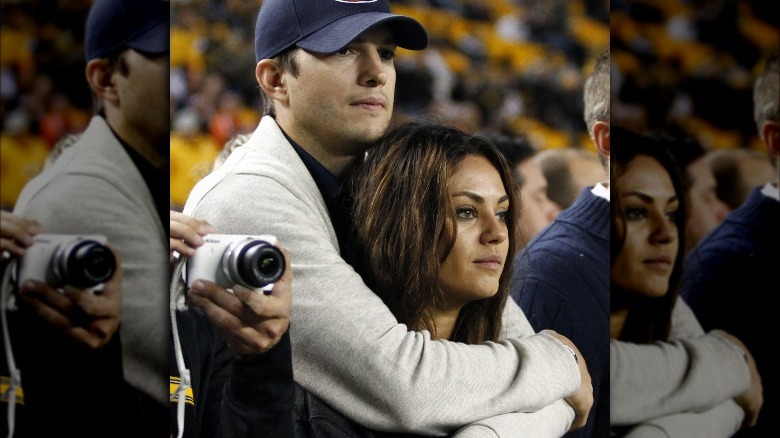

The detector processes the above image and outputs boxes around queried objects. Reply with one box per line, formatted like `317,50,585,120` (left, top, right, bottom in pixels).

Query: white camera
185,234,285,292
16,234,117,289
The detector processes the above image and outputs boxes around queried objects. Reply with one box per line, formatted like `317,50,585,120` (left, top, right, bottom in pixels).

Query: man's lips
351,98,386,110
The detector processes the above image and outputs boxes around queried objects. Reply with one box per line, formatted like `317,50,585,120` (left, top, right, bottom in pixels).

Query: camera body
186,234,285,292
17,234,117,289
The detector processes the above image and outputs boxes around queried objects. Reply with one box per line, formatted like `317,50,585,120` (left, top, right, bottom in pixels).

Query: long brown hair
610,126,688,343
347,121,518,343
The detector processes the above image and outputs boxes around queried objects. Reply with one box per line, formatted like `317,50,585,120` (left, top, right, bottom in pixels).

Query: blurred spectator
663,134,731,253
536,147,606,211
488,131,560,248
705,148,776,209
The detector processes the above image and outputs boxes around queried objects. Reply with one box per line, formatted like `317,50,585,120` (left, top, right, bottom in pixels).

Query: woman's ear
256,59,288,106
85,58,118,104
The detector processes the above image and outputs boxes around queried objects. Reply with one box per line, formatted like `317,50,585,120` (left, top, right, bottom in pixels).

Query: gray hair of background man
583,48,610,138
753,52,779,140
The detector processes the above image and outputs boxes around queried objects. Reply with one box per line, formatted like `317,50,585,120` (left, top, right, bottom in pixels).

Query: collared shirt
761,181,779,201
282,131,354,256
591,181,610,201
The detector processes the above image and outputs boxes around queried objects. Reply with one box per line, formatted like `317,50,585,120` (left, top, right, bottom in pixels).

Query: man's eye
379,49,396,60
337,47,350,55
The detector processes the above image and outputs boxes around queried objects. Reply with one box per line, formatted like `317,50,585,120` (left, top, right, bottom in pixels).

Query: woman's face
612,155,680,298
438,155,510,309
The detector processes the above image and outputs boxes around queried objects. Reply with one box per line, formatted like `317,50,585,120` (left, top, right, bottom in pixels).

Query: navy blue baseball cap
85,0,169,60
255,0,428,62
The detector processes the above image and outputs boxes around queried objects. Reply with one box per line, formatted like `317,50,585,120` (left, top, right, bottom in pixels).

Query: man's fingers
0,238,26,257
188,280,245,316
20,280,73,313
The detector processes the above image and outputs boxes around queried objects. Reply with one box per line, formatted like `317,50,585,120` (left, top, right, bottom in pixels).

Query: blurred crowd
2,0,609,211
168,0,609,208
611,0,777,150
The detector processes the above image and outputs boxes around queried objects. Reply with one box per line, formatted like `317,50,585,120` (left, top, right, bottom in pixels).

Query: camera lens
225,239,285,289
54,239,117,288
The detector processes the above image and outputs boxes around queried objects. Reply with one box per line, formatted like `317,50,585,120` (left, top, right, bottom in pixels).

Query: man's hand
187,247,292,356
170,210,215,264
714,330,763,428
18,245,122,349
543,329,594,431
1,211,45,257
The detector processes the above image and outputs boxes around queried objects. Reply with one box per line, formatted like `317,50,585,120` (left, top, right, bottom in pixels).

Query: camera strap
1,260,21,438
170,257,190,438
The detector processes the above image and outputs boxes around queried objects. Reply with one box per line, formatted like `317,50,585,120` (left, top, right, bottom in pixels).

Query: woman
294,122,587,437
609,130,762,437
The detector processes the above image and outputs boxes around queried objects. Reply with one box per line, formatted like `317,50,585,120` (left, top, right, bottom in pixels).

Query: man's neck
105,115,167,169
276,118,361,178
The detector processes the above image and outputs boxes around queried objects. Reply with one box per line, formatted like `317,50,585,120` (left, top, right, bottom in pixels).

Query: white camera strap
1,260,20,438
170,257,190,438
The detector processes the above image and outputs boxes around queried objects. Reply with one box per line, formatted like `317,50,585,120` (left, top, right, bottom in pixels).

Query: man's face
686,157,730,248
114,48,169,150
282,24,397,159
516,159,559,246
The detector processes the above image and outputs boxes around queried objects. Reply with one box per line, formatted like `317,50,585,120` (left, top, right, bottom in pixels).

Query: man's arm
610,298,751,426
451,399,575,438
186,172,581,435
620,400,744,438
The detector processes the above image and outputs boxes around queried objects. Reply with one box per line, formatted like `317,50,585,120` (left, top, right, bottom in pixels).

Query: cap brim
297,12,428,54
126,19,169,55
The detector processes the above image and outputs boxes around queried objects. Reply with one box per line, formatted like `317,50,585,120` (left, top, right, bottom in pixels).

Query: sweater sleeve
621,400,743,438
451,399,574,438
186,172,580,435
610,298,750,425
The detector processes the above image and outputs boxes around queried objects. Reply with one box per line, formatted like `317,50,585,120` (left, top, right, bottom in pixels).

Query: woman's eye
625,207,646,220
456,207,476,220
496,211,509,223
665,209,678,221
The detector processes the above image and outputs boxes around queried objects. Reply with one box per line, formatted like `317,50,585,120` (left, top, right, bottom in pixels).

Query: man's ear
762,121,779,158
593,121,610,158
256,59,287,106
85,59,118,104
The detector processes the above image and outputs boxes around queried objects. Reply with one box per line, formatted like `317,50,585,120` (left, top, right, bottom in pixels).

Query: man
184,0,592,435
705,148,775,210
489,132,560,248
680,52,778,438
663,136,731,253
512,48,611,438
8,0,169,435
536,147,607,212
